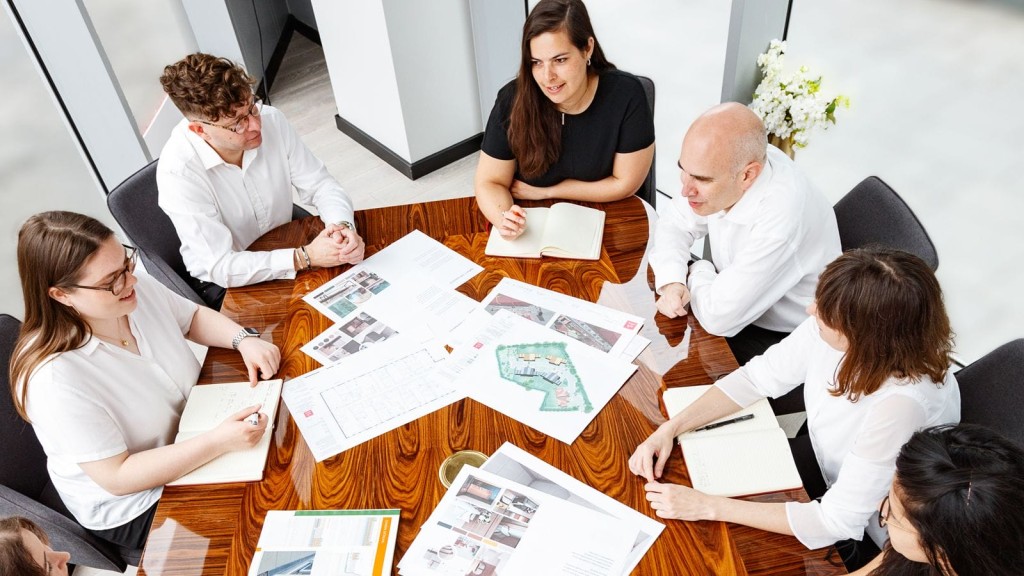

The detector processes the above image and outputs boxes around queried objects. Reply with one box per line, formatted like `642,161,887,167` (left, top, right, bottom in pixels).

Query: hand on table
497,205,527,239
237,336,281,386
510,179,550,201
325,224,365,264
628,422,678,482
212,404,268,452
656,282,691,318
644,480,715,521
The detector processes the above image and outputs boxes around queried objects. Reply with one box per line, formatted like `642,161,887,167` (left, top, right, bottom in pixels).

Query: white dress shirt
649,145,841,336
715,318,960,549
157,105,355,287
23,274,200,530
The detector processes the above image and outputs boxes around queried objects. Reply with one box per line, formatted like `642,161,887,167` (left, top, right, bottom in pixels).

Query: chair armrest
0,484,127,571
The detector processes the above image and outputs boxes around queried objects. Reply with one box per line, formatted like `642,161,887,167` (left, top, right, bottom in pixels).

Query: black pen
693,413,754,432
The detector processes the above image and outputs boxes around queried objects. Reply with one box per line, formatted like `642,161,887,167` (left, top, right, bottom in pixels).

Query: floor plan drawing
494,342,593,413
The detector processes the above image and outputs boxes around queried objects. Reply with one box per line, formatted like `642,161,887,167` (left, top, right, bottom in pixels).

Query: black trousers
88,501,159,551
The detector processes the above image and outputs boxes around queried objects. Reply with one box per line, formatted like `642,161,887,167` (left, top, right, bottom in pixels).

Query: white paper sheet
283,332,464,462
481,278,644,358
480,443,664,575
398,466,636,576
364,229,483,289
452,310,637,445
249,509,400,576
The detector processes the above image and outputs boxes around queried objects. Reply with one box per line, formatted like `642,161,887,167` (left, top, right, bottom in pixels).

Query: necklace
93,317,131,347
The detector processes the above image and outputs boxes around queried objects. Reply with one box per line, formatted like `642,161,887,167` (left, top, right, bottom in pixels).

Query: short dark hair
871,424,1024,576
160,53,255,122
0,516,51,576
815,247,953,401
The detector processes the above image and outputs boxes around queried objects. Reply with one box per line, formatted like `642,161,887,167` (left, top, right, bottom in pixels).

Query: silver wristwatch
336,220,356,233
232,327,260,350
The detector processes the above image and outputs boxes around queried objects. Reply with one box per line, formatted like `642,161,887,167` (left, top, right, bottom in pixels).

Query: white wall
383,0,482,162
313,0,411,160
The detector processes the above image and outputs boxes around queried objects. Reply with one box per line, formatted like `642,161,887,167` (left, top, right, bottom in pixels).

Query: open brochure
485,203,605,260
168,379,282,486
664,385,802,497
398,466,636,576
481,443,663,574
249,509,400,576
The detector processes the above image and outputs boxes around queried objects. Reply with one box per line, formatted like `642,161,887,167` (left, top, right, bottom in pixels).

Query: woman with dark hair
8,211,281,552
851,424,1024,576
475,0,655,239
0,516,71,576
628,247,960,564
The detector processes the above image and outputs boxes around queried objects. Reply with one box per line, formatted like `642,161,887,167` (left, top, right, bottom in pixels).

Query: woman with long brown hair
475,0,655,239
628,247,960,569
0,516,71,576
8,211,280,552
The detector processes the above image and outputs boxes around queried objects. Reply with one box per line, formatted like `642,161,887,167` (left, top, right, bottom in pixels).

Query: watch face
244,327,260,336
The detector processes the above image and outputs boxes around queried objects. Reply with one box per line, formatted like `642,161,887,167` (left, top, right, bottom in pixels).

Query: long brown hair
9,211,114,421
815,247,953,401
509,0,615,178
0,516,52,576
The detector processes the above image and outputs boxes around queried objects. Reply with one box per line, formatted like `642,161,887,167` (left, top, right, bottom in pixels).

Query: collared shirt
649,145,841,336
23,274,200,530
715,318,960,549
157,105,354,288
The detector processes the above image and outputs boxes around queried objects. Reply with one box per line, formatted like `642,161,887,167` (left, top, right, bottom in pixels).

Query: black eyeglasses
195,98,262,134
878,494,910,530
67,245,138,295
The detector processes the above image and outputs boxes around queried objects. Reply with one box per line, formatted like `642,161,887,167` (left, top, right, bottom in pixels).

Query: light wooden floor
269,33,478,214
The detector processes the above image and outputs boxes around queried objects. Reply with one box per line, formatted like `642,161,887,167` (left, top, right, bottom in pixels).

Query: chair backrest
956,339,1024,447
0,314,51,500
106,160,206,305
634,75,657,209
833,176,939,270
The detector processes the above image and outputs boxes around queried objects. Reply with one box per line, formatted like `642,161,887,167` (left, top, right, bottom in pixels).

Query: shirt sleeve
615,75,655,153
28,362,128,463
649,196,707,291
157,164,297,288
480,83,516,161
786,393,927,549
687,222,808,337
135,273,198,335
716,318,816,405
277,113,354,225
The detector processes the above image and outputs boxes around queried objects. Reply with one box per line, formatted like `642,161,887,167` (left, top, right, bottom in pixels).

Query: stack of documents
398,443,662,576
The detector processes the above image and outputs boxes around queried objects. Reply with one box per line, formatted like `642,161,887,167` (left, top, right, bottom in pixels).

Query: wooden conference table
138,196,845,576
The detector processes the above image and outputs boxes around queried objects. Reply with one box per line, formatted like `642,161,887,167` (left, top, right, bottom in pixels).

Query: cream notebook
485,203,605,260
168,379,282,486
664,385,802,497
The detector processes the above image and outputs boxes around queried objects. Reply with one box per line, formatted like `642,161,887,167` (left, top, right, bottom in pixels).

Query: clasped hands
628,422,715,521
656,282,691,318
304,224,366,267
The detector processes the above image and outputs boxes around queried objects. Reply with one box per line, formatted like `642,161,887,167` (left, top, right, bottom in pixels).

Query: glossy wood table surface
138,196,845,576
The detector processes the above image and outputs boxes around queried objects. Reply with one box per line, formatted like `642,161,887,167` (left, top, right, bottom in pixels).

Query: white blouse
24,274,200,530
715,317,960,549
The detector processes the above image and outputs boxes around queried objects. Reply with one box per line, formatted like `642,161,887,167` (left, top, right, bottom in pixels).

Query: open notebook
664,385,802,497
168,379,282,486
485,203,605,260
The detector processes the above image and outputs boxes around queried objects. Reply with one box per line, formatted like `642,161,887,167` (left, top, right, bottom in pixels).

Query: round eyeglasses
67,245,138,295
195,98,262,134
877,494,911,531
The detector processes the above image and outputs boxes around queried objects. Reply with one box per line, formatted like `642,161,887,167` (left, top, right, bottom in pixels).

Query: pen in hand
692,413,754,432
245,412,260,426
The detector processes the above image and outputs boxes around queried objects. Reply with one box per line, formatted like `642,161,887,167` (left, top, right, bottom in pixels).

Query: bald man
650,103,840,366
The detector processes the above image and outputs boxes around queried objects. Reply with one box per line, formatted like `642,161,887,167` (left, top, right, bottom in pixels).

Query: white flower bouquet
749,39,849,150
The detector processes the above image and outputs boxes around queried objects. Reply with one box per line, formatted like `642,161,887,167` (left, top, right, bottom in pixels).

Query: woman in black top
475,0,655,239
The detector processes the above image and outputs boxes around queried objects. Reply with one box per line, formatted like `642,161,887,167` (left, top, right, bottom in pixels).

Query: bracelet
299,245,312,269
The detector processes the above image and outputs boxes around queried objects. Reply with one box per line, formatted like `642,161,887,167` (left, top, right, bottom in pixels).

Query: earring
587,58,591,66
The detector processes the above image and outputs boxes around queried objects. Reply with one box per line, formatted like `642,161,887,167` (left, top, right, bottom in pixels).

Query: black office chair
106,160,316,310
956,339,1024,447
833,176,939,270
0,314,140,570
635,75,657,209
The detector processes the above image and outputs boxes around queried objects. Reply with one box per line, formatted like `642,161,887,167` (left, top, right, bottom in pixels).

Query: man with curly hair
157,53,364,302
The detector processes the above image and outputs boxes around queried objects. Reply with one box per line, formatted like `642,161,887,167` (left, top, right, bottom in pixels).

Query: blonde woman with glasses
8,211,281,551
